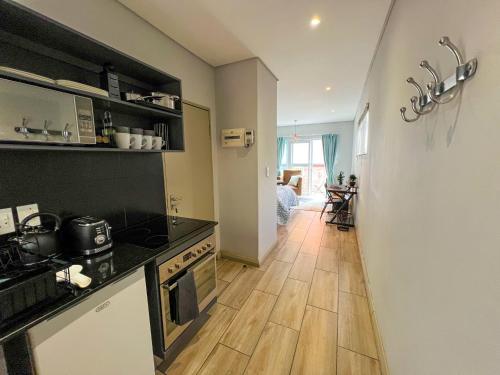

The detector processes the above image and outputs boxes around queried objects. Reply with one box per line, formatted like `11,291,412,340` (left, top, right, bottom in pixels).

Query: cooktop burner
114,215,210,250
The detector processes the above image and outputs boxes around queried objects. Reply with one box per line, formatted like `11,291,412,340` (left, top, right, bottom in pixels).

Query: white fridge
28,267,155,375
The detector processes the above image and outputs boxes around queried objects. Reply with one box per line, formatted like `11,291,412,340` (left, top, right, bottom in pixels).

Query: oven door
192,251,217,311
159,252,217,350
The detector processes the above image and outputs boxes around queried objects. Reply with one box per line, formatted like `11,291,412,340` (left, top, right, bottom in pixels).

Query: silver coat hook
439,36,464,66
400,106,420,123
407,77,435,115
420,60,459,104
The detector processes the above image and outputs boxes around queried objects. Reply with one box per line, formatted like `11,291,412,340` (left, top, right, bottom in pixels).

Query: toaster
63,216,113,256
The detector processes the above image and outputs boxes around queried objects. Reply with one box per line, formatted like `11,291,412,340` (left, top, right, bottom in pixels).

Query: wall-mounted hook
407,77,435,115
399,36,477,124
421,59,459,104
400,106,420,123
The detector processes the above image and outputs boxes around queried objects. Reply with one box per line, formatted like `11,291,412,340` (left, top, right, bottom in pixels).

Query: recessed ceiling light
310,16,321,28
325,86,332,91
331,109,335,112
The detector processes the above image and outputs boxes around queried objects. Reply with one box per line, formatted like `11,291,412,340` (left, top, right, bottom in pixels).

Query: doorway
163,102,215,220
280,137,326,197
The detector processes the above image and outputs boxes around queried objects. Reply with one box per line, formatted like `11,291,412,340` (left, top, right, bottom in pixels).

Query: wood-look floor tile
339,312,378,359
218,267,264,309
167,304,237,375
217,260,245,282
321,231,339,249
244,322,298,375
339,292,370,317
299,239,320,255
220,290,277,355
308,269,338,312
316,246,339,273
274,241,301,263
290,305,337,375
339,261,366,296
340,230,358,245
217,279,230,295
198,344,249,375
269,278,309,330
255,260,292,295
288,228,308,242
337,347,381,375
288,253,317,283
341,241,361,263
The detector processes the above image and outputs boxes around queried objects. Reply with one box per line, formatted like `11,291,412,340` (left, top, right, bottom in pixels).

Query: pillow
288,175,301,187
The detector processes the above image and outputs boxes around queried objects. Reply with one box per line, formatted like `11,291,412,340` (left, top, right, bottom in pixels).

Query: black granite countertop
0,216,217,344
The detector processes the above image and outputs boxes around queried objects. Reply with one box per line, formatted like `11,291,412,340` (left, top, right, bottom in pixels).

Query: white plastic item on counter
56,265,92,289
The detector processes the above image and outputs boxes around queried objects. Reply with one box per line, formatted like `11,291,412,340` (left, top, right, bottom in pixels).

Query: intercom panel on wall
221,128,255,148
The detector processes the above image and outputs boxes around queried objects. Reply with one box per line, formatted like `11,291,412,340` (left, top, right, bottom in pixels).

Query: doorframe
162,100,215,217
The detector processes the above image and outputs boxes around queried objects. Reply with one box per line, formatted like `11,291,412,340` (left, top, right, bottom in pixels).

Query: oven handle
162,251,216,292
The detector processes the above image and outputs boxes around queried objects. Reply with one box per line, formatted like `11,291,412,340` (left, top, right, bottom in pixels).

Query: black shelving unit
0,0,185,151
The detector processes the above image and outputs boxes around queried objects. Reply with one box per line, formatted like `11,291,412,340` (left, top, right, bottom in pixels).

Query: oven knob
167,267,174,273
175,263,181,269
197,249,202,254
202,245,207,251
191,252,197,257
207,243,213,248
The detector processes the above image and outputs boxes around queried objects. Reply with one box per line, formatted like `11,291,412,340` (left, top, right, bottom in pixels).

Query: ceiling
118,0,392,126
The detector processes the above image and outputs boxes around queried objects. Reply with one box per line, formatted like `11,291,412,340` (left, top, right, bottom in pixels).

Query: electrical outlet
16,203,40,226
0,208,15,235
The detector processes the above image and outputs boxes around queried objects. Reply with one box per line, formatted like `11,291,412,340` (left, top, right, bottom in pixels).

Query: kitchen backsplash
0,150,166,238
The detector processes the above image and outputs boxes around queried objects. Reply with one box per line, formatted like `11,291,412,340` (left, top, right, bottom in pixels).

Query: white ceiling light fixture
331,109,336,112
325,86,332,91
310,16,321,28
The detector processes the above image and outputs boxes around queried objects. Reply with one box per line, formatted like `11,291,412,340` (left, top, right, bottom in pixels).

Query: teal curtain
277,137,287,174
322,134,338,185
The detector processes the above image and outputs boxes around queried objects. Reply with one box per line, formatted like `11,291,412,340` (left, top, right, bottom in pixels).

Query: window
312,139,324,165
292,142,309,165
281,138,326,196
280,143,288,168
357,109,369,156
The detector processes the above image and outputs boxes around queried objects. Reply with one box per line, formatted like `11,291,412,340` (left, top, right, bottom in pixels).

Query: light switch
265,166,270,177
17,203,40,226
0,208,15,235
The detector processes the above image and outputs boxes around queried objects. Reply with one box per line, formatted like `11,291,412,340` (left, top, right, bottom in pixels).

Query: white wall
215,59,259,262
14,0,221,242
216,58,277,263
278,121,354,177
257,61,278,261
352,1,500,374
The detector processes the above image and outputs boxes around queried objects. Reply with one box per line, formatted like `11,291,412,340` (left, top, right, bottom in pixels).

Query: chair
320,182,342,218
282,169,303,196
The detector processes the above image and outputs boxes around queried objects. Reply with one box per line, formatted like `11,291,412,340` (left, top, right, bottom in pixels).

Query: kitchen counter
0,216,217,344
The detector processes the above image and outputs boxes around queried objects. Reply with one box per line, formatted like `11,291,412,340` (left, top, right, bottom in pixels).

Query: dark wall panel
0,150,166,239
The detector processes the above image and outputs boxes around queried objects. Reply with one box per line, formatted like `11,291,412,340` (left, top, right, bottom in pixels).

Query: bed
277,185,299,225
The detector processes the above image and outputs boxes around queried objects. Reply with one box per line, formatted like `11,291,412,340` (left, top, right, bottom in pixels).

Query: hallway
165,210,382,374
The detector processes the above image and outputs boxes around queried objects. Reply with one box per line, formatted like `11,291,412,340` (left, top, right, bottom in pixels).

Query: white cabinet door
29,268,155,375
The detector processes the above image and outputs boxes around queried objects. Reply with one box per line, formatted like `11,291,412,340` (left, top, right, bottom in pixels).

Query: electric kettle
11,212,62,265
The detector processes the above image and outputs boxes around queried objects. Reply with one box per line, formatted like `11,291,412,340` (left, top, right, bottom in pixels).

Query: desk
325,185,357,229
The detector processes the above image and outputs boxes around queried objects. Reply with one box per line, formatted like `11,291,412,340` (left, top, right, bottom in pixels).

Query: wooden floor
161,210,382,375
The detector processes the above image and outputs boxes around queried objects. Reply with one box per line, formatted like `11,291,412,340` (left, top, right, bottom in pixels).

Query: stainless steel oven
157,234,217,350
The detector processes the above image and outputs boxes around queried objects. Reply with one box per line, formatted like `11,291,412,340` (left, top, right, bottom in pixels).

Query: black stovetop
113,215,212,250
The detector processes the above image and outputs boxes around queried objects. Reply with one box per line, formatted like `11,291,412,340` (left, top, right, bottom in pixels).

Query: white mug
142,135,153,150
114,132,131,149
153,136,166,150
130,134,147,150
